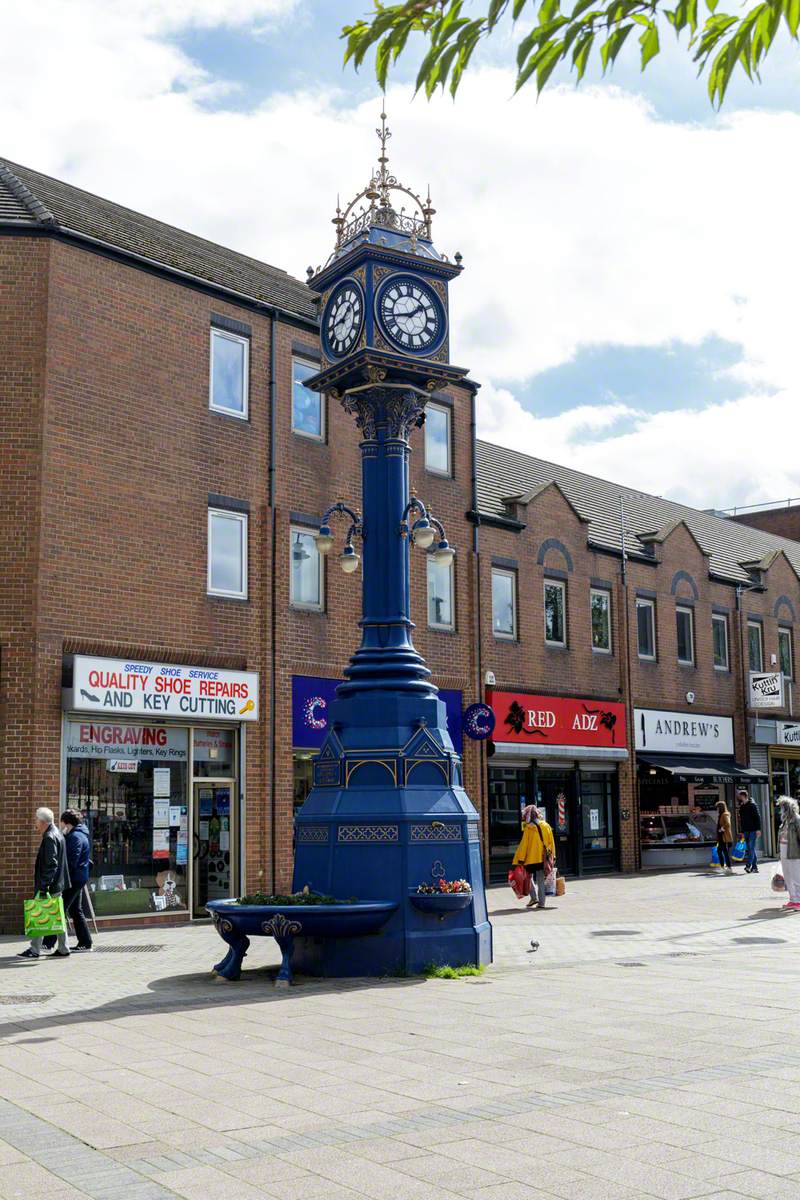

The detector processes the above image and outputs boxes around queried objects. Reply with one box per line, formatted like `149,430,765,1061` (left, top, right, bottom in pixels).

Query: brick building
3,153,800,931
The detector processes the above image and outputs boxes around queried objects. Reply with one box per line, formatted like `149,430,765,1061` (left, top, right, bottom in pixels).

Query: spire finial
376,106,392,204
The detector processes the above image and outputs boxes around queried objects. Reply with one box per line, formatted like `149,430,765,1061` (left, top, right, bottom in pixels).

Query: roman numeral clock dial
322,279,364,359
375,274,446,355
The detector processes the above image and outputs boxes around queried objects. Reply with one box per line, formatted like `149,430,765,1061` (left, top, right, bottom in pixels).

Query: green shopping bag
23,892,66,938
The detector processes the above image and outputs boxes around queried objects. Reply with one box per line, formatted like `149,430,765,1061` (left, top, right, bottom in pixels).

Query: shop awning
638,754,768,782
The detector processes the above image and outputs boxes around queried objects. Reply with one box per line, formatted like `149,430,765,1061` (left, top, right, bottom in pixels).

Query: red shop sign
491,691,627,748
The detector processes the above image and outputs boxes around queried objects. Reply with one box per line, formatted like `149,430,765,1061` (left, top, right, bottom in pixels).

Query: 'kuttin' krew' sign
634,708,734,755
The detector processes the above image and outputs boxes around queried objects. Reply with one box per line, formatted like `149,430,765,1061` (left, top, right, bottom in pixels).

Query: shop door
193,783,235,916
579,772,619,873
488,765,532,882
537,772,577,876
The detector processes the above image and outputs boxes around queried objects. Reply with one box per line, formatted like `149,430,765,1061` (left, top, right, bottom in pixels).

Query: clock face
376,274,446,355
323,279,364,359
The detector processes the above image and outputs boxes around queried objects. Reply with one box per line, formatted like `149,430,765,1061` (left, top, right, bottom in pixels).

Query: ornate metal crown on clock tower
306,110,469,402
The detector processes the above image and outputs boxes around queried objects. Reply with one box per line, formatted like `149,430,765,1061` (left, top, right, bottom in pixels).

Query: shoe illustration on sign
80,688,100,702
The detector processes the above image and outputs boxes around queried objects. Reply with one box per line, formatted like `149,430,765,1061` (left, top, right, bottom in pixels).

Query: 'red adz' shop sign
491,691,627,748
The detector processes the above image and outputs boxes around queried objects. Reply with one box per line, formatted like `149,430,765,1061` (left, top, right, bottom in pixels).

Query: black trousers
717,838,732,869
43,885,92,949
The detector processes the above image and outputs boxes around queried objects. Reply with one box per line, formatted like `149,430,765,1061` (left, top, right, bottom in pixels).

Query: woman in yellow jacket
512,805,556,909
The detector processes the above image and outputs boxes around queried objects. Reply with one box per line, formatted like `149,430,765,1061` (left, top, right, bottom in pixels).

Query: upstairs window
779,626,794,680
290,527,323,610
427,556,454,630
676,606,695,665
209,328,248,418
425,403,451,476
544,580,566,646
712,613,729,670
590,588,611,653
292,357,323,440
636,598,656,660
748,620,764,672
207,509,247,599
492,569,516,640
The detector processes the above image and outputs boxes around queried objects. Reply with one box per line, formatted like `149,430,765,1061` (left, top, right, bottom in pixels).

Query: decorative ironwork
262,914,303,939
431,859,446,879
411,823,462,842
341,387,427,442
297,825,329,844
467,821,480,842
211,913,234,935
332,110,435,253
338,824,399,843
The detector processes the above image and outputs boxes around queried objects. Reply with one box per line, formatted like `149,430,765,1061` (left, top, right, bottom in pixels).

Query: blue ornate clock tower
291,113,492,976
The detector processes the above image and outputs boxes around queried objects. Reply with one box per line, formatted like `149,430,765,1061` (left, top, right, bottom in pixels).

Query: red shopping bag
508,865,528,900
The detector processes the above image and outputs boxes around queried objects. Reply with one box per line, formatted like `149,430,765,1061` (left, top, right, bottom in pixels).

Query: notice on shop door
153,768,171,797
152,829,170,859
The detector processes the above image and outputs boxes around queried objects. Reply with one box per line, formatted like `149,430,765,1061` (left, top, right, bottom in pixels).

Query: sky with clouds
2,0,799,511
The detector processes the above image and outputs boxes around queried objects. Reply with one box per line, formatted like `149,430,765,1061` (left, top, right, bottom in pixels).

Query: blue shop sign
292,675,463,753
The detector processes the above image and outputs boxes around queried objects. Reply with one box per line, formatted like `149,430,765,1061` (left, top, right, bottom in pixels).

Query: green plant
236,891,342,906
343,0,800,108
424,962,487,978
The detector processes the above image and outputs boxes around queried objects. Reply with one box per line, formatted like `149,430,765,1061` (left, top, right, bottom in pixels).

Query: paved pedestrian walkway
1,866,799,1199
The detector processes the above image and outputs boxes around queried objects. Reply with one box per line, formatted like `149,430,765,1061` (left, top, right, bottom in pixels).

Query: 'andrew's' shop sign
69,655,259,721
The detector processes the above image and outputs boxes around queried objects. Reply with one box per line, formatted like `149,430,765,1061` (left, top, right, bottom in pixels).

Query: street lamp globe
433,539,454,566
340,545,360,573
413,520,436,549
315,525,334,555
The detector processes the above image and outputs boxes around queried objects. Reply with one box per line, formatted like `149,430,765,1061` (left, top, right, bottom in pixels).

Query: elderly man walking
17,808,70,959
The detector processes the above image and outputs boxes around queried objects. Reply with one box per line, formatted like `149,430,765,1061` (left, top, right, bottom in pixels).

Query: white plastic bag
544,868,557,896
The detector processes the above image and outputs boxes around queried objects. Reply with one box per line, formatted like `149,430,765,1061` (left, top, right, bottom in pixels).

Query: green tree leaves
341,0,799,106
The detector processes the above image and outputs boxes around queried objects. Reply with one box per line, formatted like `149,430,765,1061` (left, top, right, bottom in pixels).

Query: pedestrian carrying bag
23,892,66,938
508,865,528,900
731,838,746,863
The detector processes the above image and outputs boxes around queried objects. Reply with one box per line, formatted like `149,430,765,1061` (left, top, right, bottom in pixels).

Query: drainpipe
268,310,278,890
619,497,640,871
469,391,487,876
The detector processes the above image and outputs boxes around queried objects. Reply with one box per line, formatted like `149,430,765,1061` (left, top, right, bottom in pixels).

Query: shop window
209,328,248,418
427,554,454,630
208,509,247,599
290,527,323,610
712,613,729,670
748,620,764,672
291,357,324,440
492,568,516,640
590,588,611,653
64,721,189,917
424,402,451,476
636,597,656,660
293,753,314,812
544,579,566,646
676,605,695,665
779,626,794,680
193,728,235,778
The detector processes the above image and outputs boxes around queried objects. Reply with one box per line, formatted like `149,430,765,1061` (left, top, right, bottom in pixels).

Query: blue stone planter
409,891,473,919
207,898,397,987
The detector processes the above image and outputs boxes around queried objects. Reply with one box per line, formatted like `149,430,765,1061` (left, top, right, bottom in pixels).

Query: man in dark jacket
60,810,93,950
18,807,70,958
738,789,762,873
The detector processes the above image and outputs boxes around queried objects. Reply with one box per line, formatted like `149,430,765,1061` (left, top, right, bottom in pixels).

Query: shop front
749,716,800,857
291,675,464,816
636,707,766,868
487,690,628,882
63,655,258,921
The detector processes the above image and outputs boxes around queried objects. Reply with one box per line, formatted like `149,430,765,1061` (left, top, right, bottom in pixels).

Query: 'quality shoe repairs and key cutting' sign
491,691,627,747
69,655,259,721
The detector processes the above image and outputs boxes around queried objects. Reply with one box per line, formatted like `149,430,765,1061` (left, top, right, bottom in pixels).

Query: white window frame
748,620,764,673
676,605,695,665
543,578,567,647
636,597,656,661
712,613,729,671
779,625,794,681
590,588,611,654
427,555,455,631
291,356,325,442
492,568,517,641
424,402,452,477
207,508,248,599
209,328,249,419
289,525,324,611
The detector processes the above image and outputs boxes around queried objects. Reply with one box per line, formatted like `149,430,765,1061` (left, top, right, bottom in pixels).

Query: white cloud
1,3,799,508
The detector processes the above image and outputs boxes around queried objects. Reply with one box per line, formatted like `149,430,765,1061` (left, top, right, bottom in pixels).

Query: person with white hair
512,804,556,910
17,807,70,958
777,796,800,910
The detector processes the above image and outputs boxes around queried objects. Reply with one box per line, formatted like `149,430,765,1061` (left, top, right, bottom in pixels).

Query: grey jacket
779,814,800,860
34,824,70,894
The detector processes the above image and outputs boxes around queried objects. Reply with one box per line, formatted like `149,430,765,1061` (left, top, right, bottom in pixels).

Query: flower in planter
416,878,472,895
